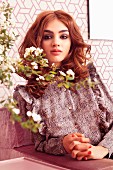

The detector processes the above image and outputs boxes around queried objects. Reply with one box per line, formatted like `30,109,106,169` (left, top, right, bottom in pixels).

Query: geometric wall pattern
1,0,113,103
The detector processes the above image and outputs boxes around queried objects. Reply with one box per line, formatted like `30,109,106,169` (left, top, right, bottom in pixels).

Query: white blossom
31,62,38,69
12,108,20,115
1,64,8,71
1,0,8,6
0,33,4,37
9,65,15,73
66,69,75,78
0,13,6,22
39,75,45,80
34,50,39,56
31,61,37,66
24,47,44,57
33,65,38,69
36,77,39,81
37,47,43,53
24,53,27,58
43,58,48,63
59,71,66,77
32,113,42,122
36,75,45,81
0,56,3,61
35,48,43,56
24,46,36,57
24,48,31,57
0,44,4,54
26,111,32,117
51,74,55,78
29,46,36,52
52,63,55,66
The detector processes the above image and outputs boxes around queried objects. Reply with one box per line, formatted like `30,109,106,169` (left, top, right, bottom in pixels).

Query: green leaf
63,82,70,88
66,75,74,81
45,74,53,81
49,71,57,74
10,112,22,123
57,82,63,87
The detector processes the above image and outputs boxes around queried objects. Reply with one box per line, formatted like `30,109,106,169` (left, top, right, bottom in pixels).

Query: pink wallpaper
1,0,113,101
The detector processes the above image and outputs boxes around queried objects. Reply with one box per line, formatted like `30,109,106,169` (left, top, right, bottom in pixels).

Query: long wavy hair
18,10,91,98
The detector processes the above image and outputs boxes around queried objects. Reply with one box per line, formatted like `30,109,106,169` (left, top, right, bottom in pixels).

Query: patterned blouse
13,62,113,157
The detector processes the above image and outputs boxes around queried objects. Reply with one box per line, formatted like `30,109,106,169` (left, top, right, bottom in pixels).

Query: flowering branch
0,1,19,115
0,1,18,88
0,1,96,133
16,46,76,93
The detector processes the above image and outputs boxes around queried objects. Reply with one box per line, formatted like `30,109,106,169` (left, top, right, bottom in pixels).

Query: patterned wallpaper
1,0,113,102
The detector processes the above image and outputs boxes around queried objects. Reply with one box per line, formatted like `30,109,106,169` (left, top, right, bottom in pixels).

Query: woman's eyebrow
44,30,69,33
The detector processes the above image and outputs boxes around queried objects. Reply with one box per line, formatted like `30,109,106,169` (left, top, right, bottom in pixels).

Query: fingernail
84,157,87,160
88,151,91,155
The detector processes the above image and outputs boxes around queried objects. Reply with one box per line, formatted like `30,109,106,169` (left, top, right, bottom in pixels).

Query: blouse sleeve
13,85,34,115
34,132,67,155
13,85,67,155
88,62,113,157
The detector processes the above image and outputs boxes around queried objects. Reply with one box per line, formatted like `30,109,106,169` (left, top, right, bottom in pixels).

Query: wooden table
1,145,113,170
0,157,69,170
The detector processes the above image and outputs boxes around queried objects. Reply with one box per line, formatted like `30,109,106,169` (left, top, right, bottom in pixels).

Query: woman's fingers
71,143,92,160
72,134,90,143
69,141,81,150
69,140,91,151
71,150,80,158
63,133,84,153
72,149,92,160
78,136,90,143
72,133,85,137
63,132,90,154
76,150,92,160
74,143,92,151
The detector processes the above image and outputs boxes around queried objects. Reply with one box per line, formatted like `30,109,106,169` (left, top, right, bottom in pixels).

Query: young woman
14,10,113,160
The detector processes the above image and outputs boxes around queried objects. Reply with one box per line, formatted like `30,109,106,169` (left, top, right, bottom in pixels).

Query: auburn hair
18,10,91,98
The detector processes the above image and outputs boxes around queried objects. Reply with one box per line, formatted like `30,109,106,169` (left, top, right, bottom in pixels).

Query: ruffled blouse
13,62,113,157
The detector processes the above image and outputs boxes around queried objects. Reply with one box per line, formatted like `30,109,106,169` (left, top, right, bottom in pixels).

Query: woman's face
41,19,71,67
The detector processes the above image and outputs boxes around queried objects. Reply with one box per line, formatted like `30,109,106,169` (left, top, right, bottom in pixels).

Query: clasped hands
63,133,108,160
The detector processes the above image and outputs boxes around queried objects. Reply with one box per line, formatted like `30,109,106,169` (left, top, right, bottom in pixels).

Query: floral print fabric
14,62,113,157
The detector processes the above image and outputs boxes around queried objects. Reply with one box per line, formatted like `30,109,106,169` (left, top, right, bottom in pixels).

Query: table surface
0,157,69,170
1,145,113,170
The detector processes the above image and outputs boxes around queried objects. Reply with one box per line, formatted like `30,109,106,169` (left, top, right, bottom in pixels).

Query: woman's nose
52,43,60,47
52,38,60,47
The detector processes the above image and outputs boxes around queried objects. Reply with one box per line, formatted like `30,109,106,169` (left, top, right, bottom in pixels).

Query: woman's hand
62,133,90,154
72,145,109,160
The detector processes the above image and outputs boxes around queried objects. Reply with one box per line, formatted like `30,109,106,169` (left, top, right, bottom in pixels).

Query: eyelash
43,34,69,40
61,35,68,39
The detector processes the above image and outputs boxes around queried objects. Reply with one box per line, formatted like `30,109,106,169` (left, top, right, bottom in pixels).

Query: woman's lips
50,49,62,55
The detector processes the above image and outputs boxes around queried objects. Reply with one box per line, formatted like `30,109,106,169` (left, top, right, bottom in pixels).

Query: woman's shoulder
13,85,34,104
87,62,98,79
87,62,96,72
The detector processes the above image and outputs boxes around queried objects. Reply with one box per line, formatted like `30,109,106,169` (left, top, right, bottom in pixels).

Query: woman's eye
43,35,52,40
60,35,68,39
